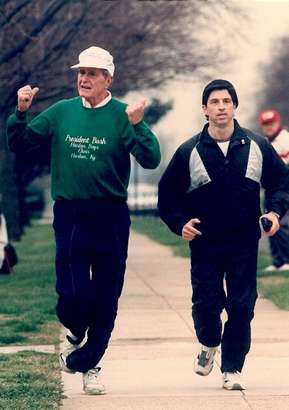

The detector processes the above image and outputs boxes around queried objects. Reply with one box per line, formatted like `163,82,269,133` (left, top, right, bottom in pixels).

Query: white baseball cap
71,46,115,76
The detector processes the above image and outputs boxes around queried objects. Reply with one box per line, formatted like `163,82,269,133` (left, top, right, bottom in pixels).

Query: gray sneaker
83,367,106,395
222,371,245,390
194,345,217,376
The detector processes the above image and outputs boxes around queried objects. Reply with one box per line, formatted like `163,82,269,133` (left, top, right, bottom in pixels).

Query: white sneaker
59,332,83,374
83,367,106,395
264,264,278,272
278,263,289,271
194,345,217,376
222,371,245,390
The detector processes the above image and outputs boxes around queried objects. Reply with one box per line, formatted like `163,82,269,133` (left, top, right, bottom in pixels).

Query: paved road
61,230,289,410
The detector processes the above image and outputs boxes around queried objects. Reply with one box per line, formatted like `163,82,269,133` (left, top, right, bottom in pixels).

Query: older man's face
77,67,112,105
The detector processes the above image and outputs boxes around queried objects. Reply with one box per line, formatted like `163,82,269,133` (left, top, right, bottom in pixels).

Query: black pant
53,199,130,372
190,237,258,373
269,210,289,267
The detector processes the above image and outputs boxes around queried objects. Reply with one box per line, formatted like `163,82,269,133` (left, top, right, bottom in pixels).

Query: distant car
127,183,158,214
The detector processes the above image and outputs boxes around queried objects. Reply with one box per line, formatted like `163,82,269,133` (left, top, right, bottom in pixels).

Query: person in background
0,212,9,273
6,46,161,395
259,109,289,271
158,79,289,391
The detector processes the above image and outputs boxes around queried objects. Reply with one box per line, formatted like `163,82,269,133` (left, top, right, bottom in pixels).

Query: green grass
257,249,289,309
0,223,62,409
131,215,190,258
0,223,58,345
0,351,62,410
131,216,289,310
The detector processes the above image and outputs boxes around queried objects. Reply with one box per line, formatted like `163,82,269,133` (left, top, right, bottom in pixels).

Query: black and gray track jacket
158,120,289,240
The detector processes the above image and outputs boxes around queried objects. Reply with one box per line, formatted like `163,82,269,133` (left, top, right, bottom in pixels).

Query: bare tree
256,36,289,128
0,0,241,238
1,0,89,238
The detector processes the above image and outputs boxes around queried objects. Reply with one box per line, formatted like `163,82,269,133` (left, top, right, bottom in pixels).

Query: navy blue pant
53,199,130,372
190,237,258,373
269,210,289,267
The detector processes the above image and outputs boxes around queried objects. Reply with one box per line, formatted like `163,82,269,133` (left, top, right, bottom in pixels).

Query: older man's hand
126,99,146,124
17,85,39,112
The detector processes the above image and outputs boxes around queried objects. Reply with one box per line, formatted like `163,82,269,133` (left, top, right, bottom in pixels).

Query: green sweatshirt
7,97,161,201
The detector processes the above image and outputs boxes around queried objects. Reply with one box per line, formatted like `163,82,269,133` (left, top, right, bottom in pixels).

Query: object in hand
260,217,272,232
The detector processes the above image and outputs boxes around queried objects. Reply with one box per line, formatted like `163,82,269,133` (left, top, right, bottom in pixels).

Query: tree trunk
0,114,22,240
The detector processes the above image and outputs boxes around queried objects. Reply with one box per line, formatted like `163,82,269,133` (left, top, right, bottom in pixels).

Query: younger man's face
202,89,235,127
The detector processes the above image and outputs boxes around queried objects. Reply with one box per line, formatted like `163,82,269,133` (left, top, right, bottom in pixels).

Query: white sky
130,0,289,161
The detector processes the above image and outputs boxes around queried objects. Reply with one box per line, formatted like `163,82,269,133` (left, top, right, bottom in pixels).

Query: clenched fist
126,99,146,125
17,85,39,112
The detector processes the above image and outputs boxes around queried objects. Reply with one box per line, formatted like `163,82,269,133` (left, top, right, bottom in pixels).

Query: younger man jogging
158,79,289,390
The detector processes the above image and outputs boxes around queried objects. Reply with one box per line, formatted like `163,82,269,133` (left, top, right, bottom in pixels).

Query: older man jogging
7,46,161,395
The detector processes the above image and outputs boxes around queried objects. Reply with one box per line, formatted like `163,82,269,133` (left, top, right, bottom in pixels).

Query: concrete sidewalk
61,231,289,410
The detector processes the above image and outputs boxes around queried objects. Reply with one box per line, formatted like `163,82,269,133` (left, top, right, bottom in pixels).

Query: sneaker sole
83,388,106,395
223,383,245,391
59,354,76,374
194,368,212,376
194,360,214,376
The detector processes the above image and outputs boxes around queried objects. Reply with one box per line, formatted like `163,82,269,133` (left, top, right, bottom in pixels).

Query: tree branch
0,0,73,64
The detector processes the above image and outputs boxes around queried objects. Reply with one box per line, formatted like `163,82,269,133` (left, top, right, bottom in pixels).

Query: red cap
259,109,281,125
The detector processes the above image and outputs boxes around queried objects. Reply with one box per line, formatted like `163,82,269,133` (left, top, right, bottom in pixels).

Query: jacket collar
200,119,249,146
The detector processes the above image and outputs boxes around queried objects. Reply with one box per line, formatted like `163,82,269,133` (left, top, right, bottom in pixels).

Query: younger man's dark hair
202,79,239,107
